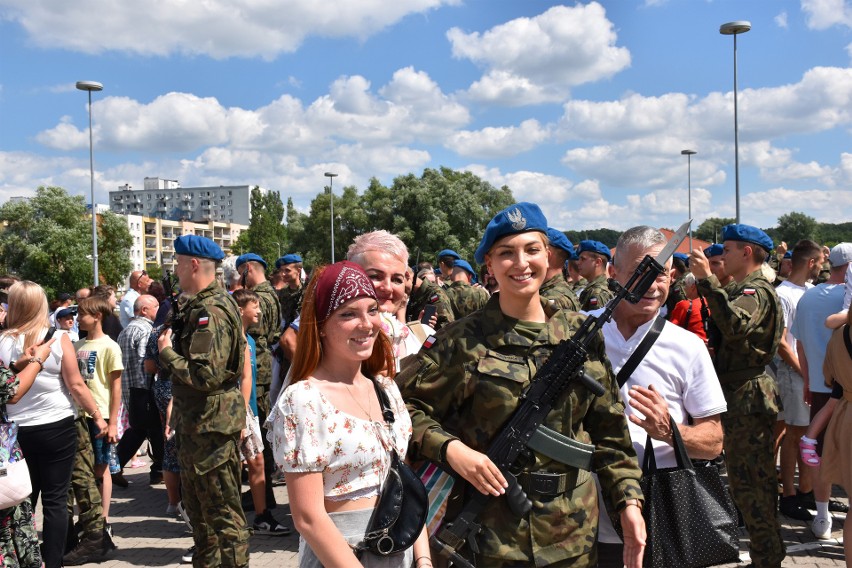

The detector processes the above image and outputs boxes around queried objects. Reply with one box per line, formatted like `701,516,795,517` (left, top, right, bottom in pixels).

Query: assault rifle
431,220,691,567
162,269,183,345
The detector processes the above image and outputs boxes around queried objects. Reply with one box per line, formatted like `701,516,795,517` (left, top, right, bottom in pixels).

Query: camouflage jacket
159,281,246,436
539,274,580,312
277,284,303,329
664,275,687,317
446,280,489,319
578,274,613,311
407,279,454,329
698,269,783,416
248,280,281,387
396,294,642,565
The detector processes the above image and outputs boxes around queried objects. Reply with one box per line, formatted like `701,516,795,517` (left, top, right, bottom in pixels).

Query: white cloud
741,187,852,224
448,2,630,105
801,0,852,29
0,0,459,59
775,11,789,29
446,119,550,158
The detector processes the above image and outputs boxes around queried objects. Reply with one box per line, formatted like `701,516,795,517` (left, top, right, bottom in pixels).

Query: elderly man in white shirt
590,226,727,567
118,270,151,328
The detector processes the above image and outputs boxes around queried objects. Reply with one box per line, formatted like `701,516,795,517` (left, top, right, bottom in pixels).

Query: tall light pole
720,21,750,225
76,80,104,286
274,242,281,259
681,149,697,250
324,172,338,263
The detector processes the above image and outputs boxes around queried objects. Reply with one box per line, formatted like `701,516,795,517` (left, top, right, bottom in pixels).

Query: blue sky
1,0,850,232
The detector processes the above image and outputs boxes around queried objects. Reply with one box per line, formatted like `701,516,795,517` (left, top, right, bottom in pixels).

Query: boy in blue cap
576,239,614,311
690,224,785,568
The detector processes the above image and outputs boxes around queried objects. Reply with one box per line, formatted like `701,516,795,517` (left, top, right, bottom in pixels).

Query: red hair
290,266,395,384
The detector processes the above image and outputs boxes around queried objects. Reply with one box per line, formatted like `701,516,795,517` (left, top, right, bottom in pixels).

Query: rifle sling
527,426,594,471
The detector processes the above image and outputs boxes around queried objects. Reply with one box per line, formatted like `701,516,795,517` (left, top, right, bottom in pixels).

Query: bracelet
415,557,432,567
28,357,43,371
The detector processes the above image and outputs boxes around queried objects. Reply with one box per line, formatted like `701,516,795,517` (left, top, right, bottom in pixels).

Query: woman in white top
269,261,431,568
0,281,107,568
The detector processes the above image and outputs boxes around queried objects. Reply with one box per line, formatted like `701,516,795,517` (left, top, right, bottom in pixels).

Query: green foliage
0,186,93,298
98,211,133,288
237,187,288,266
816,222,852,247
694,217,736,243
563,228,622,249
773,211,820,246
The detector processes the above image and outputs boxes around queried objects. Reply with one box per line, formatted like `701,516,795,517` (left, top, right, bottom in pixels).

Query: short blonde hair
347,230,409,267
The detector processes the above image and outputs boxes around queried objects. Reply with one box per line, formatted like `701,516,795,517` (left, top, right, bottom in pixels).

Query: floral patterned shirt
269,375,411,501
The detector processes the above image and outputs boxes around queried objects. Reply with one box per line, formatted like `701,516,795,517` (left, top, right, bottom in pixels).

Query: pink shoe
800,437,820,467
128,458,147,469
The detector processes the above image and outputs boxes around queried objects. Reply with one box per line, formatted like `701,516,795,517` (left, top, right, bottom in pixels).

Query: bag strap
616,316,666,388
370,377,395,425
843,324,852,361
642,417,693,474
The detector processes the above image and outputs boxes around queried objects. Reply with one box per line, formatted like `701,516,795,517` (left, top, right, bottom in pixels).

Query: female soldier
397,202,646,567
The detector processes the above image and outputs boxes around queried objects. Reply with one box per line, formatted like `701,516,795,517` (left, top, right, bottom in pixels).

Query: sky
1,0,851,233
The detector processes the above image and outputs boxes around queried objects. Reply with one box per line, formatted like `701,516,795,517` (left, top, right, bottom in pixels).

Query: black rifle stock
162,270,183,344
431,253,668,567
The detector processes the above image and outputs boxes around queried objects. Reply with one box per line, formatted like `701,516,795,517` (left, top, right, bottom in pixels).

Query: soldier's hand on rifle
445,440,508,497
688,248,711,280
158,328,173,351
627,384,673,446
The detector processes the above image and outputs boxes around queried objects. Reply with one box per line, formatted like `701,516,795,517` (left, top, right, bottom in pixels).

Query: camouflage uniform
407,278,455,329
578,274,613,312
569,278,587,296
159,281,249,568
67,416,104,541
446,280,489,319
539,274,580,312
698,269,785,568
276,284,303,330
397,295,643,567
664,275,686,317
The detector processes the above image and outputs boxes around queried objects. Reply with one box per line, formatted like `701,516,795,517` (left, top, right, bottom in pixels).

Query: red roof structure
659,227,712,254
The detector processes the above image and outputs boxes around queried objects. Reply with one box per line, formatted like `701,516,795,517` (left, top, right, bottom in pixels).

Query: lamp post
681,149,697,251
274,241,281,259
324,172,338,263
720,21,750,225
76,80,104,286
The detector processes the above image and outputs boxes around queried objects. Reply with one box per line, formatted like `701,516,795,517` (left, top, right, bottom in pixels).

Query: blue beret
722,224,774,253
673,252,689,264
275,254,302,268
437,249,461,261
174,235,224,261
546,228,577,259
783,251,792,259
578,240,612,262
236,253,267,270
474,202,548,264
704,243,724,258
453,259,476,278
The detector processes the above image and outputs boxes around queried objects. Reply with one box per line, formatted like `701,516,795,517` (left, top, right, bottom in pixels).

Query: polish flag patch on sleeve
423,335,437,349
198,315,209,326
589,298,599,306
743,288,756,295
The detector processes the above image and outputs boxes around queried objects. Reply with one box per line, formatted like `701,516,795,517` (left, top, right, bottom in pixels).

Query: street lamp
720,20,751,225
76,80,104,286
324,172,338,263
274,241,281,259
681,149,697,250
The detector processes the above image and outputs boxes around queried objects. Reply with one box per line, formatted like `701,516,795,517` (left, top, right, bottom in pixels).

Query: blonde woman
0,281,107,568
269,261,430,568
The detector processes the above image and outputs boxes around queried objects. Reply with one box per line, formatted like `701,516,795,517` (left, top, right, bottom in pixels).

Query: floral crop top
268,375,412,501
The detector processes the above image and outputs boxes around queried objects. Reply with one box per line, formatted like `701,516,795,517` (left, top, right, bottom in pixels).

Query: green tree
236,187,288,265
694,217,735,243
0,186,92,298
98,211,133,288
564,228,622,249
775,212,819,246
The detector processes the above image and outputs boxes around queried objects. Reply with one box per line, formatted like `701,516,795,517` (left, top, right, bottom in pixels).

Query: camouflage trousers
177,431,249,568
472,552,594,568
722,412,785,568
66,416,104,539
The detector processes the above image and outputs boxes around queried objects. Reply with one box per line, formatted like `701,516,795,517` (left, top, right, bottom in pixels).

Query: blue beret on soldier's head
722,224,774,253
437,249,461,262
704,243,724,258
275,254,302,269
783,251,792,259
578,240,612,262
236,253,267,270
673,252,689,268
174,235,224,261
474,202,548,265
546,228,576,259
453,259,476,278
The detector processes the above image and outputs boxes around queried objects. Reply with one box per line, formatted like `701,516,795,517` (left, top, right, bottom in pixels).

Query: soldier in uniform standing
398,202,645,568
663,252,689,318
540,228,580,311
436,249,461,287
158,235,249,568
445,259,489,319
577,240,614,311
275,254,303,330
407,267,454,329
235,253,283,517
690,224,785,568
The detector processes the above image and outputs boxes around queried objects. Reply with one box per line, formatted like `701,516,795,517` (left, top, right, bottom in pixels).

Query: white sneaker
812,516,832,540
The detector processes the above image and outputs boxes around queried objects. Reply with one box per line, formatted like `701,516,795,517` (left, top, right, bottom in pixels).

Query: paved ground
40,458,848,567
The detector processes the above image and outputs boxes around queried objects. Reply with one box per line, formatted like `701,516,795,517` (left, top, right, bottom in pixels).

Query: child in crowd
825,261,852,329
74,296,124,522
232,289,289,536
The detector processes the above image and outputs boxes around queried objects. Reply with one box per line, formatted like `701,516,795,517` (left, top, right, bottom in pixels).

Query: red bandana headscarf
315,261,378,322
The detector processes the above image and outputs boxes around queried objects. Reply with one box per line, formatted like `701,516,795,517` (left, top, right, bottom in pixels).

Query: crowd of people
0,203,850,568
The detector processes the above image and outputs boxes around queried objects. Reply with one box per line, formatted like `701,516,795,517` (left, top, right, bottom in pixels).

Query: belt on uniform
527,425,594,471
518,471,571,496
